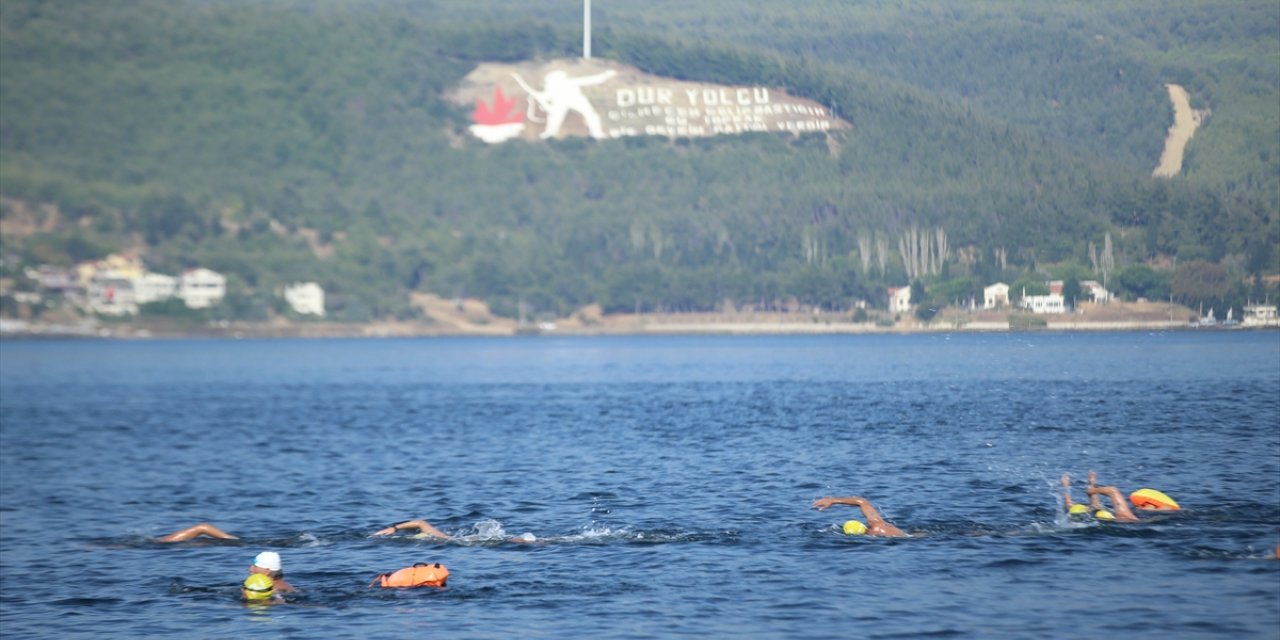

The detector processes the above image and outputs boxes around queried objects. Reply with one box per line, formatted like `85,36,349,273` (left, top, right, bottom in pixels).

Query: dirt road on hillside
1153,83,1209,178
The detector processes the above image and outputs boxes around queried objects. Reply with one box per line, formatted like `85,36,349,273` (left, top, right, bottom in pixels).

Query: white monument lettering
459,61,849,142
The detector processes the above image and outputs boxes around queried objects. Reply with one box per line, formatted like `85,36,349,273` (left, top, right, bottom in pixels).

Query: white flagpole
583,0,592,59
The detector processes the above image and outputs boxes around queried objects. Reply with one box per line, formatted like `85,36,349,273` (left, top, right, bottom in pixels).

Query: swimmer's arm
850,501,904,537
155,522,238,542
373,519,449,539
813,497,906,537
272,577,296,593
1085,486,1139,522
1086,471,1105,510
811,496,866,511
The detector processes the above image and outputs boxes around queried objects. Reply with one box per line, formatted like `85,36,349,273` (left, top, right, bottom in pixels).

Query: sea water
1,332,1277,639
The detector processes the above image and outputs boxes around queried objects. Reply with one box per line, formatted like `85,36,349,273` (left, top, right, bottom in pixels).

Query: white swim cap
253,551,282,572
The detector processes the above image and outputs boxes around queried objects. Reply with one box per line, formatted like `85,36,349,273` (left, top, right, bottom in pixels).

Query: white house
1081,280,1111,303
178,268,226,309
25,266,78,291
983,283,1009,310
133,272,177,305
1022,293,1066,314
1242,304,1278,327
88,276,138,316
284,282,325,316
888,286,912,313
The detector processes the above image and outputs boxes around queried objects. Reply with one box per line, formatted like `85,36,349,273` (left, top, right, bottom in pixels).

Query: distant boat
1194,306,1217,327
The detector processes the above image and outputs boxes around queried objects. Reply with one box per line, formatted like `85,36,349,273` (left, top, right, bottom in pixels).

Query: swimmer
1088,470,1180,512
374,518,540,543
372,519,450,540
248,551,295,593
1084,470,1183,522
241,573,283,604
1084,471,1141,522
156,522,239,542
811,496,907,538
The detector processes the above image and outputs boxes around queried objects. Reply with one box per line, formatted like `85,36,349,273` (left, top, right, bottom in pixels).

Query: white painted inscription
454,59,849,143
605,86,831,138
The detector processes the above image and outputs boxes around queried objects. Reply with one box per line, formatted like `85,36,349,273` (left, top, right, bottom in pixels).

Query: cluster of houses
886,280,1111,315
23,253,325,318
884,278,1278,327
981,280,1111,314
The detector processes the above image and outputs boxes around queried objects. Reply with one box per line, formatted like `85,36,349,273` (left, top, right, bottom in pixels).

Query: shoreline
3,299,1272,340
2,317,1273,340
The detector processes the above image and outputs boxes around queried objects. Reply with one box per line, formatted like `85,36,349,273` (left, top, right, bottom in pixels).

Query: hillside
1,0,1276,325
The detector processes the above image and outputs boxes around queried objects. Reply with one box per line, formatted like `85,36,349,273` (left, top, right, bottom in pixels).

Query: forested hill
1,0,1277,323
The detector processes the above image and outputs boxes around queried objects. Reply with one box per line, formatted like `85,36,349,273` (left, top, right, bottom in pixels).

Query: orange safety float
373,562,450,588
1129,488,1179,510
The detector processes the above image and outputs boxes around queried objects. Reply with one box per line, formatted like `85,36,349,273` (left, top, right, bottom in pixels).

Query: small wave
51,597,125,607
288,532,322,547
981,557,1045,568
442,520,734,546
569,491,618,501
1181,545,1280,561
447,518,544,545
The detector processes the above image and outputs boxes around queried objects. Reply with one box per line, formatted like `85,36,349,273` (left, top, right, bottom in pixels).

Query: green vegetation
1,0,1276,324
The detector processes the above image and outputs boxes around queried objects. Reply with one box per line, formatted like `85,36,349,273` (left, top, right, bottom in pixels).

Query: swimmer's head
842,520,868,536
253,551,282,573
1068,504,1090,515
1094,509,1116,521
242,574,275,601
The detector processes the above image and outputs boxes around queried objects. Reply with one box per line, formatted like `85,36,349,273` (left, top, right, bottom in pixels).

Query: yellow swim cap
1068,504,1089,515
842,520,868,535
242,574,275,601
1094,509,1116,521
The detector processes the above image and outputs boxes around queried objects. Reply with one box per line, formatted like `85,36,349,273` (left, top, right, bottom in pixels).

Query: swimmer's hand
372,524,400,536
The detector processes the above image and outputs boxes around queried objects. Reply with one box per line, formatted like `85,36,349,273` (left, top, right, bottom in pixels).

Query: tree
1062,278,1082,309
1114,264,1170,301
1172,260,1228,307
1100,232,1115,288
1010,273,1049,303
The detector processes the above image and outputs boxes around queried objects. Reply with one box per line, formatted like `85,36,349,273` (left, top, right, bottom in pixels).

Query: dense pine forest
1,0,1277,324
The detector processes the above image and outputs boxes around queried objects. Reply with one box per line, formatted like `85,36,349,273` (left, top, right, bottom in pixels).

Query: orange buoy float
373,562,450,588
1129,488,1179,510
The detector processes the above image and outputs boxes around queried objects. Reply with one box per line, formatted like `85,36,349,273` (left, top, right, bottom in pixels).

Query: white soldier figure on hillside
513,68,617,139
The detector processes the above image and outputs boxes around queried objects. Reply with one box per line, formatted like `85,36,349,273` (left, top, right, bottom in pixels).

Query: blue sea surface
2,332,1278,639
